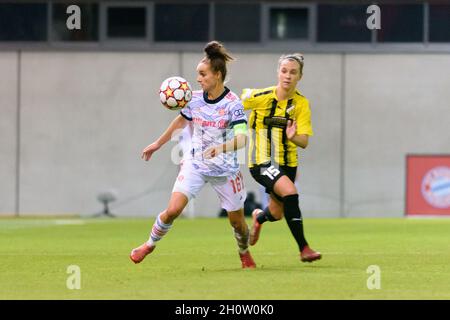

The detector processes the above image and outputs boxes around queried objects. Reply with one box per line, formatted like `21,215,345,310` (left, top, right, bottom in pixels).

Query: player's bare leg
228,208,256,268
250,194,284,245
130,192,188,264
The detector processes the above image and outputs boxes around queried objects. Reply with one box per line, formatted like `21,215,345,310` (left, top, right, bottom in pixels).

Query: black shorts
250,164,297,201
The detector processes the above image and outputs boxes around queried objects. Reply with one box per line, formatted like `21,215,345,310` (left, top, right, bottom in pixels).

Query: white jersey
180,87,247,176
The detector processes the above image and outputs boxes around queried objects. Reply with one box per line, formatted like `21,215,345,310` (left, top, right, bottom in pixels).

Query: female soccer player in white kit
130,41,256,268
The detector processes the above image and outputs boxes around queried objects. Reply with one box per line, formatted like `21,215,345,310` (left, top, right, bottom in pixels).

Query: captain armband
233,122,248,136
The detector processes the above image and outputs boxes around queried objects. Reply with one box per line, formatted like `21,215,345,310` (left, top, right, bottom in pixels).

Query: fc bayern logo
421,166,450,208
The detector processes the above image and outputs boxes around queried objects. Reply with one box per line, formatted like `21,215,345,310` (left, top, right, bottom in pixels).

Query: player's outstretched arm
142,115,188,161
203,134,247,159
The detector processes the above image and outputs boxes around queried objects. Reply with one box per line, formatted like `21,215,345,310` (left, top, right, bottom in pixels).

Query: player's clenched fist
203,145,222,159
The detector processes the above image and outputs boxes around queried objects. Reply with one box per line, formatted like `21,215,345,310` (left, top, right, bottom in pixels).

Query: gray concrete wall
1,51,449,217
0,52,17,216
18,52,181,216
344,54,450,217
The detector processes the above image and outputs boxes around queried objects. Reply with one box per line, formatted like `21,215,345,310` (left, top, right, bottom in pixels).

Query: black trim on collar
203,87,230,104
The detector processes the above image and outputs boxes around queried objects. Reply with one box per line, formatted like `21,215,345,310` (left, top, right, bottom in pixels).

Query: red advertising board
406,155,450,216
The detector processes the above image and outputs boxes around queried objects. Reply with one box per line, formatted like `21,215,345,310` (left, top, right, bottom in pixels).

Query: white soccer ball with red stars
159,76,192,110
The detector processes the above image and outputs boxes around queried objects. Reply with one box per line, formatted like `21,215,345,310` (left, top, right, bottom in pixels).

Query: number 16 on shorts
262,166,280,180
230,171,244,194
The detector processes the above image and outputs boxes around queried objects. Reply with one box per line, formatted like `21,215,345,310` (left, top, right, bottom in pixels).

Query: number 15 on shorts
262,166,280,180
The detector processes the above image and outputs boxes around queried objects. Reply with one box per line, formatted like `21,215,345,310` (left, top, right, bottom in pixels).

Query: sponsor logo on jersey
192,117,228,129
234,109,245,117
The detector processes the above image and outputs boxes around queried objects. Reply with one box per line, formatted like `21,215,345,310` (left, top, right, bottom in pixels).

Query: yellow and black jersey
241,86,313,168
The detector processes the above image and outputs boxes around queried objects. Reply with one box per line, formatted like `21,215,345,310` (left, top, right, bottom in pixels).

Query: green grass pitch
0,217,449,300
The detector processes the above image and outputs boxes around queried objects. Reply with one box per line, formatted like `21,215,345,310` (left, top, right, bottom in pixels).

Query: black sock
283,194,308,251
256,207,277,224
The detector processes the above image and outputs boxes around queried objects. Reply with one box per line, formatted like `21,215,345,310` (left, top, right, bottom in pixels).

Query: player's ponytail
203,41,234,82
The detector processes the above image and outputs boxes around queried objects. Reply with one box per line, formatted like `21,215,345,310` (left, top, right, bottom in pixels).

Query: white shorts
172,161,247,212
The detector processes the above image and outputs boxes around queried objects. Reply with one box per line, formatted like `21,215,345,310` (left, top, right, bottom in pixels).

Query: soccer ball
159,76,192,110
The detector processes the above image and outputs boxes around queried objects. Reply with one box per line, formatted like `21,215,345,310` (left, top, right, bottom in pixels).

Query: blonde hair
278,53,304,74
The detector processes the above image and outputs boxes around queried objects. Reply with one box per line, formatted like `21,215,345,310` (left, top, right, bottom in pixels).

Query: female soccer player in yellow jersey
130,41,256,268
241,53,321,263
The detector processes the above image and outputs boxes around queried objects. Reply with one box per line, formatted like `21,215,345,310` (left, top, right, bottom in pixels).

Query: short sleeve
296,99,313,136
230,102,247,126
180,104,192,121
240,88,256,110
